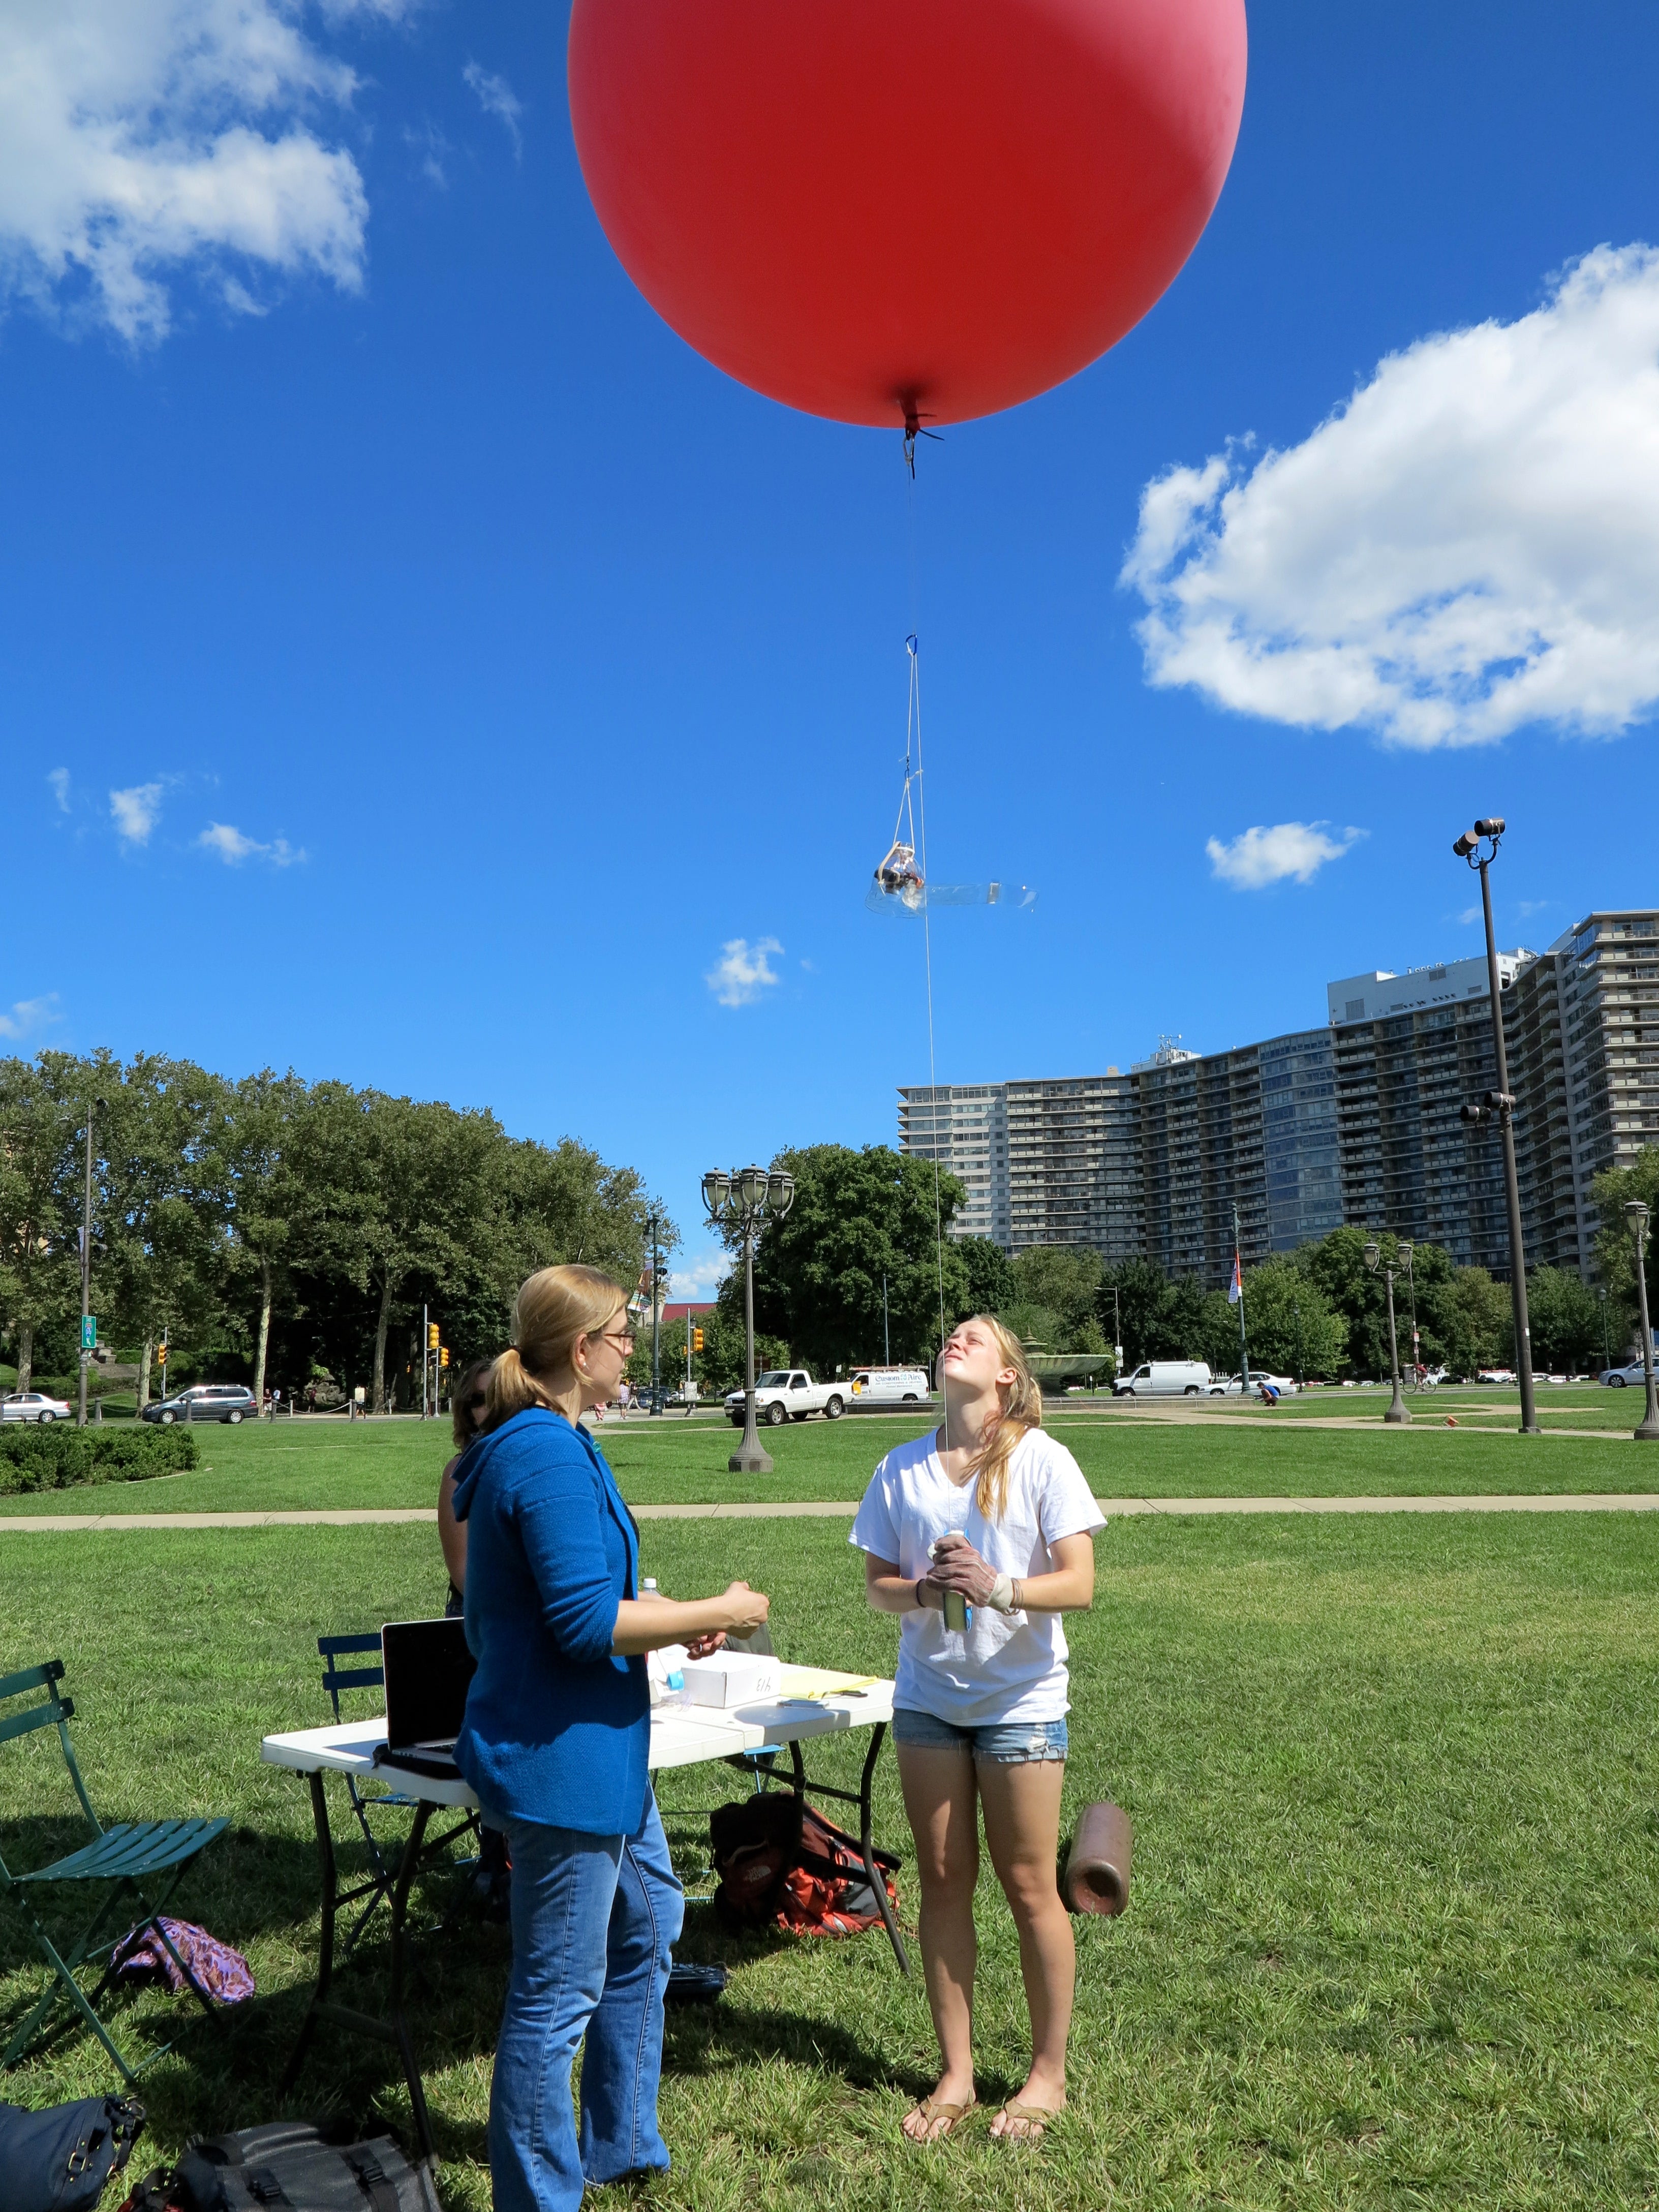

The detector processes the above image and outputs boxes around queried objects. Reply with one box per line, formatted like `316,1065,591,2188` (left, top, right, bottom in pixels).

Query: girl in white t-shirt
851,1314,1103,2145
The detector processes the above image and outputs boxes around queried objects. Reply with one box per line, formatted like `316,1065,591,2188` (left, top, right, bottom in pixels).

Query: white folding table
261,1666,902,2162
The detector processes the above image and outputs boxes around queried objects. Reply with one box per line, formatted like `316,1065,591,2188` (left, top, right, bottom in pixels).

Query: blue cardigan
449,1408,649,1836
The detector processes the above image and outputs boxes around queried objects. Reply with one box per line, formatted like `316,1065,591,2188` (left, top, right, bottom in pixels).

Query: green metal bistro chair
0,1659,228,2082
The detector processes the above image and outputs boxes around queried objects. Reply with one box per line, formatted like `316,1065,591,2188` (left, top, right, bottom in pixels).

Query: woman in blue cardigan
451,1264,770,2212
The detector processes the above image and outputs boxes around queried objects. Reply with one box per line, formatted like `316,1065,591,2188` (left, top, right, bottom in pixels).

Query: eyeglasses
467,1393,488,1412
598,1327,637,1351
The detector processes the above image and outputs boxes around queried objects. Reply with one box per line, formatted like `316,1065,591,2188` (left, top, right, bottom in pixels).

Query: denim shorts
892,1708,1068,1763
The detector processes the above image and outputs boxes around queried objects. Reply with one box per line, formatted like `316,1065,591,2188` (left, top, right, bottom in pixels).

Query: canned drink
930,1534,970,1632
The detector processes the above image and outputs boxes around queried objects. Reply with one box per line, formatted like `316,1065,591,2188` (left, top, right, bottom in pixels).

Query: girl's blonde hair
956,1313,1044,1521
484,1265,627,1428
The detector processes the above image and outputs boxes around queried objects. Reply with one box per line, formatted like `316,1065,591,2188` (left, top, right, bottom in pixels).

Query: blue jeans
489,1794,682,2212
891,1708,1069,1762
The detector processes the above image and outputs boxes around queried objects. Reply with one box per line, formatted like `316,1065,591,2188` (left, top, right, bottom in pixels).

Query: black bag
709,1796,899,1932
0,2094,146,2212
119,2122,440,2212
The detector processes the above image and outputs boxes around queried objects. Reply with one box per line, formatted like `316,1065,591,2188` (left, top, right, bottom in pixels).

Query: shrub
0,1425,199,1495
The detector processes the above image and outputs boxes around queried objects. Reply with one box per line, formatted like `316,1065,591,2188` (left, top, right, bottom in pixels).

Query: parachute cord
907,631,949,1429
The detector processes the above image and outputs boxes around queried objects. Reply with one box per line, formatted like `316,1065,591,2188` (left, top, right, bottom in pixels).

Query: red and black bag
710,1796,899,1937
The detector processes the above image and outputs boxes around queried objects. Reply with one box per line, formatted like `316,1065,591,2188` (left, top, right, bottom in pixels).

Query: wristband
984,1572,1017,1613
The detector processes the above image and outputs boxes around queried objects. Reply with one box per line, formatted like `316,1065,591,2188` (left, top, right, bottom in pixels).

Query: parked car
142,1384,257,1425
1209,1372,1300,1397
848,1366,932,1404
0,1390,73,1423
725,1369,847,1427
1113,1360,1213,1398
1601,1358,1655,1388
1476,1367,1516,1385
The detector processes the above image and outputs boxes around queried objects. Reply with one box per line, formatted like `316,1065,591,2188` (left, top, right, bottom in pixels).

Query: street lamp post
1625,1201,1659,1442
77,1095,107,1429
1453,818,1540,1435
703,1163,795,1474
1599,1287,1611,1377
1364,1238,1410,1425
647,1208,664,1415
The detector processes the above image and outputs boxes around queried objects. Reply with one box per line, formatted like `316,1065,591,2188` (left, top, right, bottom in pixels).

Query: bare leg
976,1756,1072,2137
895,1743,980,2140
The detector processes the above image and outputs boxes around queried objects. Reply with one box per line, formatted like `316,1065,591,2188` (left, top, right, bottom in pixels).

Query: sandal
994,2098,1062,2141
903,2095,977,2143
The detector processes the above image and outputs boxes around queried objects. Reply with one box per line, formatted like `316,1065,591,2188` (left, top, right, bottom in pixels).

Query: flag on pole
1228,1251,1243,1305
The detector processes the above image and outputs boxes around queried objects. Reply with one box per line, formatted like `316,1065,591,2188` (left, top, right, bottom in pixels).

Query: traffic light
427,1323,440,1349
692,1327,704,1352
440,1347,449,1369
156,1345,168,1365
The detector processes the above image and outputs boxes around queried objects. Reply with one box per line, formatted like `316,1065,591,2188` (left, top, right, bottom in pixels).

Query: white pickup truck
725,1368,847,1427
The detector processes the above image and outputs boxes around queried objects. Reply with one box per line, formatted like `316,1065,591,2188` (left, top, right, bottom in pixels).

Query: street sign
81,1316,96,1349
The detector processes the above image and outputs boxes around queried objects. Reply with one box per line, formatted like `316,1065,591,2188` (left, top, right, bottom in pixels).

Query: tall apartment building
896,1085,1010,1245
1523,910,1659,1267
1326,953,1523,1276
899,910,1659,1286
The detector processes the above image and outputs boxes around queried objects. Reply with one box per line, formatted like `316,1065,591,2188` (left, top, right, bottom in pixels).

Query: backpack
0,2094,146,2212
117,2122,440,2212
710,1796,899,1937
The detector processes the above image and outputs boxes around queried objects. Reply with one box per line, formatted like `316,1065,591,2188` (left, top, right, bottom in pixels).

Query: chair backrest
0,1661,101,1877
318,1634,385,1726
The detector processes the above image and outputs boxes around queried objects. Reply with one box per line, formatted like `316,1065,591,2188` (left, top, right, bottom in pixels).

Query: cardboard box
678,1653,782,1708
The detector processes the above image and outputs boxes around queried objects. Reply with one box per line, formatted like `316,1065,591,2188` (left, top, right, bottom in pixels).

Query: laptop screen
382,1617,477,1750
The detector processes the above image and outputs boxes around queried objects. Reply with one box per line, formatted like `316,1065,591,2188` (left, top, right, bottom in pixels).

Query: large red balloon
568,0,1247,429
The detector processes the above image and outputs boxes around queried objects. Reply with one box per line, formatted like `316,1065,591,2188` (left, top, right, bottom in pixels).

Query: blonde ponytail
483,1265,627,1429
961,1314,1043,1522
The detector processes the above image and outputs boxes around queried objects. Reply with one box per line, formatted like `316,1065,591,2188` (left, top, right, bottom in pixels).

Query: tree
1591,1146,1659,1357
955,1235,1015,1320
737,1144,968,1373
1524,1264,1605,1374
1010,1246,1104,1347
1422,1266,1508,1378
213,1070,310,1409
0,1057,80,1393
1215,1256,1347,1379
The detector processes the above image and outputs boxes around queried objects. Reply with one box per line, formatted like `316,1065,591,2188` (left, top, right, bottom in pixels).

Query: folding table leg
386,1804,436,2165
278,1769,339,2100
857,1726,909,1975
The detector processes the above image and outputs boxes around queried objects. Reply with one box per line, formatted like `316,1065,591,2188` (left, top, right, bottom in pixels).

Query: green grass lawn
4,1512,1658,2208
3,1404,1656,1520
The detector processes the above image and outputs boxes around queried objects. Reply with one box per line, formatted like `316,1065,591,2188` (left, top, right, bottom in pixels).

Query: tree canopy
0,1051,665,1408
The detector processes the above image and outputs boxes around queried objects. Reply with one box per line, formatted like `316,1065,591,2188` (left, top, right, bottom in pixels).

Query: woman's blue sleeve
516,1454,620,1664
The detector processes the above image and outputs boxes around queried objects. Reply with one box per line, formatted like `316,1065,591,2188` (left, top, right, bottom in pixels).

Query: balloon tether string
906,629,949,1426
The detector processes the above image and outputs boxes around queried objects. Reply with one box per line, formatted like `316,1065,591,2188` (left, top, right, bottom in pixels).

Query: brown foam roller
1062,1801,1132,1916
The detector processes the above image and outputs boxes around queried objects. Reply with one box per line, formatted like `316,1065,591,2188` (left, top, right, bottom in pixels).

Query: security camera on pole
1451,817,1539,1435
701,1163,795,1475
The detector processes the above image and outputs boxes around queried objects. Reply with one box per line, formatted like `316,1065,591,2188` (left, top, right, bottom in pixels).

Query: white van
1113,1360,1213,1399
849,1366,932,1403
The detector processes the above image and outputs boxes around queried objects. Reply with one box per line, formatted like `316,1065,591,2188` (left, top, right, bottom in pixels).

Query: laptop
379,1618,477,1768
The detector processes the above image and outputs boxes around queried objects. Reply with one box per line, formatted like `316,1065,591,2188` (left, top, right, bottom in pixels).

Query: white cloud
0,0,384,344
1123,245,1659,749
706,936,783,1007
0,993,60,1040
46,767,69,811
1206,821,1363,890
198,821,303,865
110,782,162,844
463,61,523,158
669,1250,732,1302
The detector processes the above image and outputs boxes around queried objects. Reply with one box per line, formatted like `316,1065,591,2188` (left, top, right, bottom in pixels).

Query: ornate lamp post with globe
1624,1201,1659,1443
703,1163,795,1474
1363,1238,1411,1426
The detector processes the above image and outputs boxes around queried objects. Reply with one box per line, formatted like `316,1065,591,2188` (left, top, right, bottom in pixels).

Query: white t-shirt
849,1427,1105,1727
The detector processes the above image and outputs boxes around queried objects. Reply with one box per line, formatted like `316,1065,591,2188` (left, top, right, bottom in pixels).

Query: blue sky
2,0,1656,1298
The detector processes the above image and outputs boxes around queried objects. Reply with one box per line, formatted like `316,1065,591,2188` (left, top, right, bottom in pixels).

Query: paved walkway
5,1494,1659,1531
